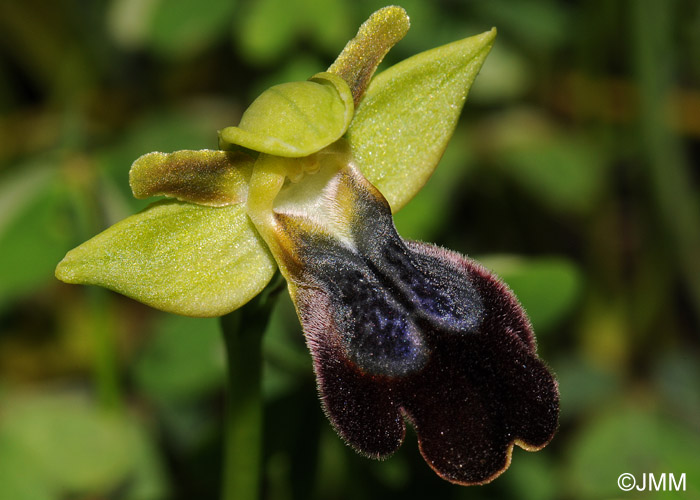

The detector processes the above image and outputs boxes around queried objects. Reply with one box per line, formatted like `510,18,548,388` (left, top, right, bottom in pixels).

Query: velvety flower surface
55,6,559,485
270,154,558,485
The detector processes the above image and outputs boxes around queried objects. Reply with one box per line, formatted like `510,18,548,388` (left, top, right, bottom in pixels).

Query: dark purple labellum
296,233,429,377
276,166,559,485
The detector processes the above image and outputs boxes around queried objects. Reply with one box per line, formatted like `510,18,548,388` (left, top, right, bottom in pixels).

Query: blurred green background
1,0,699,499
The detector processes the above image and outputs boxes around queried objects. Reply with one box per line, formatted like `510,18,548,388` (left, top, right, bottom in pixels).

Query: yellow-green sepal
55,201,277,317
218,72,353,157
347,28,497,212
129,149,255,206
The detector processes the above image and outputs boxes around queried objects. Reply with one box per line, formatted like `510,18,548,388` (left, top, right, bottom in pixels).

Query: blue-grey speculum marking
305,216,484,377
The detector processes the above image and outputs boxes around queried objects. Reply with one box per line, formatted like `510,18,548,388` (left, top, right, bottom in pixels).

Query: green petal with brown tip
218,72,353,157
55,201,276,317
347,28,497,213
130,149,255,206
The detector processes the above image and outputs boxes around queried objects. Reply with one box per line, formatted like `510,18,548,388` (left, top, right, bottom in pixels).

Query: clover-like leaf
347,28,496,212
56,201,276,317
218,72,353,157
129,149,255,206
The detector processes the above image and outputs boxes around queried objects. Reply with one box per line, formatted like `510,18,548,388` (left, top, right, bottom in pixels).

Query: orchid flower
55,6,558,485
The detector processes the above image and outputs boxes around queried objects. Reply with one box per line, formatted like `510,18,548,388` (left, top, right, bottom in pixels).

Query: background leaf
147,0,237,58
0,391,167,500
567,405,700,499
133,314,224,403
478,255,583,334
0,162,72,310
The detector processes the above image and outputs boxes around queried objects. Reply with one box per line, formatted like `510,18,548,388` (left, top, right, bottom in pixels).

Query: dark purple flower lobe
275,166,559,485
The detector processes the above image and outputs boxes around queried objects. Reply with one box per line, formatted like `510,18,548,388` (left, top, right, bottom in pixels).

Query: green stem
220,274,284,500
89,288,122,411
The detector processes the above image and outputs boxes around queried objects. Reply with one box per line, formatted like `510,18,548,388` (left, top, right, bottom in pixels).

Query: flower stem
220,273,284,500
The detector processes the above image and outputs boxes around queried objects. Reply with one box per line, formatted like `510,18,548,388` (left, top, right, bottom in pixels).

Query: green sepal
347,28,496,212
218,72,353,157
55,201,277,317
129,149,255,206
